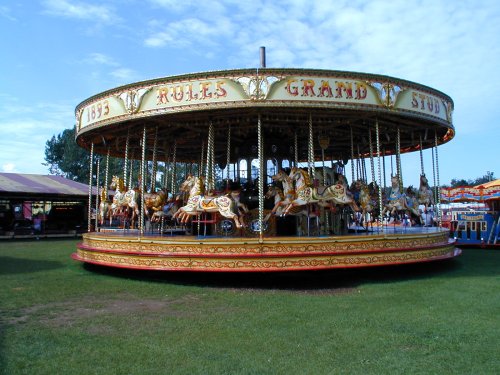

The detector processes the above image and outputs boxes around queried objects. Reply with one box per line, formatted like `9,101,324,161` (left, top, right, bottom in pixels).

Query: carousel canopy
75,68,455,164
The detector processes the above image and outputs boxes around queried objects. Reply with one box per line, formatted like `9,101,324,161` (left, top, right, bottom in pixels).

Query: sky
0,0,499,187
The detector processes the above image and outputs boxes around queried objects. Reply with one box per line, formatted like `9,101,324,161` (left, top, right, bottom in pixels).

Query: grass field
0,239,498,375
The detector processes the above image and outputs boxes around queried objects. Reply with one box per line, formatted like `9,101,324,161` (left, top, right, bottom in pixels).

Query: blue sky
0,0,499,187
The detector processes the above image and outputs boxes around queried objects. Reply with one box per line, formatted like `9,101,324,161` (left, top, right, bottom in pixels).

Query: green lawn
0,239,498,375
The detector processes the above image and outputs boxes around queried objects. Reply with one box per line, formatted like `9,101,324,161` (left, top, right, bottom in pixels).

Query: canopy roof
0,173,95,199
440,180,500,202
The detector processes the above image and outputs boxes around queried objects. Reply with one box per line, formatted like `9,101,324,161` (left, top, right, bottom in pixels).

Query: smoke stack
260,46,266,68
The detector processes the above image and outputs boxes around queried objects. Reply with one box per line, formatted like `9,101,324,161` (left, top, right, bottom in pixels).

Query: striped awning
0,173,96,197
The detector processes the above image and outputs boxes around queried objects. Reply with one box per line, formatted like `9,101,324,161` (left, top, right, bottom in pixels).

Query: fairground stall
441,179,500,247
0,173,91,239
72,58,460,271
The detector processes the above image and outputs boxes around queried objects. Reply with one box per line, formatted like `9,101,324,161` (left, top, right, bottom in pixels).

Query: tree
449,172,496,188
44,127,124,184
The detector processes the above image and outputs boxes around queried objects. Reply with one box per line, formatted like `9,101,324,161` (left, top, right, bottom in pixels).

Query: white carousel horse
267,170,296,217
264,185,318,221
109,175,140,228
417,174,434,209
172,175,245,228
283,168,360,215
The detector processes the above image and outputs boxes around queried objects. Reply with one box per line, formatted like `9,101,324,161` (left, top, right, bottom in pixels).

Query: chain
308,114,315,178
396,127,403,191
163,149,169,191
205,122,215,192
105,148,110,199
123,129,129,183
419,134,425,176
294,131,298,167
435,132,442,226
151,126,158,192
88,143,94,232
199,141,205,178
140,126,147,236
95,157,100,232
368,126,375,184
350,126,355,184
258,114,264,241
226,125,231,183
171,141,177,195
375,120,383,227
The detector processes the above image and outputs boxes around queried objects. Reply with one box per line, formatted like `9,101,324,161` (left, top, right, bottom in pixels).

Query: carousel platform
72,227,460,272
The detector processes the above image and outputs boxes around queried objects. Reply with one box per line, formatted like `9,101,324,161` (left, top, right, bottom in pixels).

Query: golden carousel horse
98,187,110,226
417,173,434,210
356,180,379,222
109,175,140,228
172,175,245,228
143,190,167,220
283,168,360,215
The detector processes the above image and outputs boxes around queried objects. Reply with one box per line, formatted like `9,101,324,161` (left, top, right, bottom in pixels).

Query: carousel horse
151,195,181,223
356,180,379,224
109,175,140,228
172,175,245,228
267,170,296,217
417,173,434,210
283,168,360,215
98,187,110,226
143,189,167,220
405,185,422,224
264,185,318,221
314,166,336,186
381,175,420,220
229,189,249,216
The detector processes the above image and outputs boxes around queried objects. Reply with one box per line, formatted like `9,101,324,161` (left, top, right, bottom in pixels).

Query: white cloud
110,68,137,82
41,0,119,24
2,163,16,173
85,53,119,66
0,5,17,21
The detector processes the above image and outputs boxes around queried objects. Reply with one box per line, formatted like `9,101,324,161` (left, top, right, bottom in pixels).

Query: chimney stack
260,46,266,68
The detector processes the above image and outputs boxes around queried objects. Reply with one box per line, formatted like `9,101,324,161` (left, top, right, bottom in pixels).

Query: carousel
72,54,460,272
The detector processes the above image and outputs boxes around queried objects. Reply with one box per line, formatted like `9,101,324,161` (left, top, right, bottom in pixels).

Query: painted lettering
157,88,169,104
286,79,299,96
318,80,333,97
200,82,212,99
301,79,316,97
354,82,367,100
335,81,354,99
171,85,184,102
215,81,227,98
185,83,198,101
411,92,441,114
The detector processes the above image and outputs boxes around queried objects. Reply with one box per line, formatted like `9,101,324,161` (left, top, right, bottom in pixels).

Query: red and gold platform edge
73,230,461,272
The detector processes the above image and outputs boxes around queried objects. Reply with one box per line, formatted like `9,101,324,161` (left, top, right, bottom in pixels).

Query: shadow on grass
81,253,481,293
0,256,63,275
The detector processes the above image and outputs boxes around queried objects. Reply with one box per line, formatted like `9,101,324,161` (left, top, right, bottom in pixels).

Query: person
33,214,42,239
